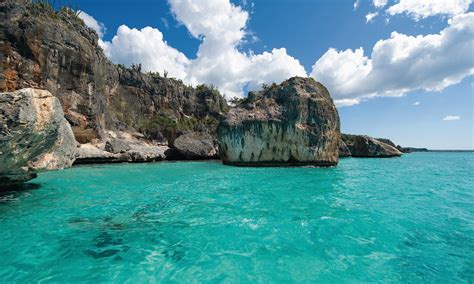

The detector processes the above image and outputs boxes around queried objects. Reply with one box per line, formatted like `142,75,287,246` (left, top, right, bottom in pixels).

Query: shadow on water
0,183,41,203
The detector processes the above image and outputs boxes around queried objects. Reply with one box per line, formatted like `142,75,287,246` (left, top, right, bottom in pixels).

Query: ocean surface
0,152,473,282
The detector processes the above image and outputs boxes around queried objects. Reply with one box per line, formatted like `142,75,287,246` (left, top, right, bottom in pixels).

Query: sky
69,0,473,150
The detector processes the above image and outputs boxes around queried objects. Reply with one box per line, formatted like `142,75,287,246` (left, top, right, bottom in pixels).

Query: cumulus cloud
78,11,106,38
366,12,378,23
89,0,306,98
166,0,306,98
311,12,474,106
81,0,473,105
387,0,473,20
413,101,421,106
100,26,189,79
373,0,388,8
443,115,461,121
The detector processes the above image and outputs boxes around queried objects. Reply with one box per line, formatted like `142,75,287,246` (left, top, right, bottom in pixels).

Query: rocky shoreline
0,0,410,187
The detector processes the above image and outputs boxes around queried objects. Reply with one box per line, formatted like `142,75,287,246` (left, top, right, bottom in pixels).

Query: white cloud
78,11,106,38
387,0,473,20
413,101,421,105
311,12,474,106
87,0,306,99
166,0,306,98
366,12,378,23
82,1,473,105
373,0,388,8
354,0,361,10
101,26,190,79
443,115,461,120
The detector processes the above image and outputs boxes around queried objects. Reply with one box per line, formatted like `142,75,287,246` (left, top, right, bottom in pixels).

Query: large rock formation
0,0,228,158
0,88,76,186
218,77,340,166
341,134,402,158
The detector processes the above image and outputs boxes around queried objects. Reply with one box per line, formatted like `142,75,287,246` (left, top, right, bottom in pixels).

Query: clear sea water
0,152,473,283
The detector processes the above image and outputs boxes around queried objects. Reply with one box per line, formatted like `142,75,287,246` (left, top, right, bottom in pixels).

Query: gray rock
172,132,218,159
342,134,402,157
0,88,76,186
218,77,340,166
105,138,132,154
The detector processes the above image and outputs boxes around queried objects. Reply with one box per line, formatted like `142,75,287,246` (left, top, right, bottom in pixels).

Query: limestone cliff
0,0,228,157
218,77,340,166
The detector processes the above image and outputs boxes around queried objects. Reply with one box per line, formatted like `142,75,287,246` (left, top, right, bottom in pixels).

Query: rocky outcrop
218,77,340,166
397,146,429,153
0,0,228,158
74,131,168,164
0,88,76,186
341,134,402,157
171,132,218,159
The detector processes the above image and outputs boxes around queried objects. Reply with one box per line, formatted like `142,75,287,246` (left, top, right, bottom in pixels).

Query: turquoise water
0,153,473,282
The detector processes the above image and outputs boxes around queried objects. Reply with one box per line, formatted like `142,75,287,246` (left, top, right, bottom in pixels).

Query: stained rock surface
218,77,340,166
0,88,76,186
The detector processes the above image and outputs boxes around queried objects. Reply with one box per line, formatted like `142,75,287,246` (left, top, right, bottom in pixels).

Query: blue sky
71,0,473,149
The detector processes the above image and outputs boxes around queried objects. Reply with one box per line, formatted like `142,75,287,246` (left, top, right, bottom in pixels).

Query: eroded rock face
172,132,218,160
218,77,340,166
341,134,402,157
0,0,228,149
0,88,76,185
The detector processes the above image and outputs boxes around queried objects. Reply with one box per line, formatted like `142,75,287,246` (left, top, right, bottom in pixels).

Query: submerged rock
0,88,76,186
218,77,340,166
341,134,402,157
171,132,218,159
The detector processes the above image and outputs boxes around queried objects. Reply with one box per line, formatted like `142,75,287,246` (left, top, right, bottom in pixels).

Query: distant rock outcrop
397,146,429,153
0,89,76,186
341,134,402,157
218,77,340,166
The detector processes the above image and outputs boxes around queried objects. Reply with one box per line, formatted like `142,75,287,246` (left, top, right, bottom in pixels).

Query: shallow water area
0,153,473,282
